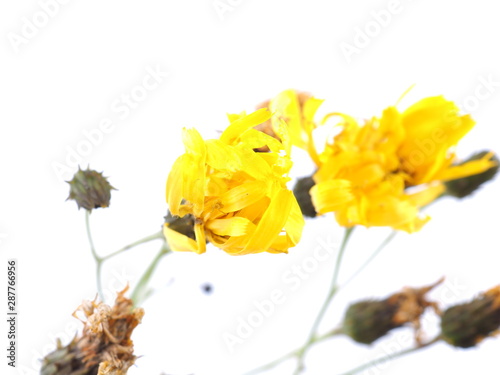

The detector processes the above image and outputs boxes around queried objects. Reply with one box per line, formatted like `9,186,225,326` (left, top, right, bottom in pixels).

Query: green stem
85,211,104,300
294,227,355,374
101,230,164,261
130,241,171,306
244,327,345,375
336,336,441,375
244,349,298,375
341,230,397,288
84,211,165,302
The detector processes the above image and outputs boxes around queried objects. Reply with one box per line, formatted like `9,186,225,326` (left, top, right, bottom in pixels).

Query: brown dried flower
41,287,144,375
342,278,443,345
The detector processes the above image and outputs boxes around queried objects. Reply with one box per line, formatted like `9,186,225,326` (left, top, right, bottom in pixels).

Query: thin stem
244,349,298,375
130,241,171,306
101,230,164,261
294,227,355,374
330,226,355,290
244,327,345,375
341,230,397,288
336,336,442,375
85,211,102,261
315,326,345,343
84,211,164,302
85,211,104,299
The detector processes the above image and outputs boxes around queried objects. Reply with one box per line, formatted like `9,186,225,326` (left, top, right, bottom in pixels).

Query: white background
1,1,500,374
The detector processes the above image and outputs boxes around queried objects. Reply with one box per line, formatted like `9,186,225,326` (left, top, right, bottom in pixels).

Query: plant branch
336,336,442,375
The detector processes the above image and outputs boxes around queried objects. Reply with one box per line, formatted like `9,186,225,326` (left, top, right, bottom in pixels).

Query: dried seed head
67,167,116,211
42,287,143,375
343,278,443,345
441,285,500,348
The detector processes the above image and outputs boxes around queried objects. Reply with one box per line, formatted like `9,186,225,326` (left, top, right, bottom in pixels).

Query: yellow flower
258,89,324,165
311,96,496,232
164,108,304,255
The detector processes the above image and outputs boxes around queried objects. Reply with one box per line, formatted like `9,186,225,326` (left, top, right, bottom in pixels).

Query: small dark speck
201,283,213,294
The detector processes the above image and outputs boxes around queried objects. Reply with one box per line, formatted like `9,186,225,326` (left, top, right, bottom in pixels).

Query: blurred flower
342,278,443,345
441,285,500,348
311,96,496,232
256,89,324,163
41,288,143,375
164,108,304,255
67,167,115,211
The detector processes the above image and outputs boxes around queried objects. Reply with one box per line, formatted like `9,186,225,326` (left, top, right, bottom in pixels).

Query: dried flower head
441,285,500,348
343,278,443,345
67,167,116,211
41,287,143,375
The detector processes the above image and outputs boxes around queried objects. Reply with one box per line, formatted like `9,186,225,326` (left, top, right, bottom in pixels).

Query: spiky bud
441,285,500,348
67,168,115,211
342,278,443,345
444,151,498,198
293,176,317,217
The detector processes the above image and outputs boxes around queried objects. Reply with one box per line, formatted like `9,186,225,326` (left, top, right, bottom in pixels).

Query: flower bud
67,167,115,211
441,285,500,348
343,278,443,344
293,176,317,217
444,151,498,198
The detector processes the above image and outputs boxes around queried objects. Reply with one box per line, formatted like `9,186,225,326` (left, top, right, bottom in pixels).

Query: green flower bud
293,176,317,217
67,168,115,211
343,298,401,344
441,286,500,348
444,151,498,198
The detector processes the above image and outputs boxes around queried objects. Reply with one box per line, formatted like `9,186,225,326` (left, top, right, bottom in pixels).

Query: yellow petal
166,156,185,216
365,196,418,228
270,90,303,149
220,109,272,145
206,217,254,237
283,195,305,246
238,128,284,153
237,196,271,223
163,224,199,253
218,181,268,212
266,235,290,254
407,183,445,207
181,128,207,217
310,179,354,214
194,223,206,254
237,146,272,180
393,215,430,233
242,189,293,253
438,156,498,182
302,97,324,124
205,140,242,171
